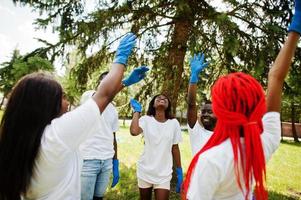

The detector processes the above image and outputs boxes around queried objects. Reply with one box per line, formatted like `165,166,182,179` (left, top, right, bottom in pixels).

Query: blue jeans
81,159,113,200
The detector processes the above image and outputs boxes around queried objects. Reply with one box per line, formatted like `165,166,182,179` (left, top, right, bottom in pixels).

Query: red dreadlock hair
182,72,267,200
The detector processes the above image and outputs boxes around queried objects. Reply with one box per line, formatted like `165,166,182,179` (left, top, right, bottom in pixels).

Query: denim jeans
81,159,113,200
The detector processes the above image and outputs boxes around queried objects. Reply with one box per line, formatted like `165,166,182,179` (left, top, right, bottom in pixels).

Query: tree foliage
12,0,300,116
0,49,54,107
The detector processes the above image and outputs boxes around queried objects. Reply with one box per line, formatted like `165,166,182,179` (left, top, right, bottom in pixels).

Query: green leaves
0,49,54,98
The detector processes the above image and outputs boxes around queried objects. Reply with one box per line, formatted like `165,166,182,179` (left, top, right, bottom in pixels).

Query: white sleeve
49,99,101,150
138,116,147,135
173,119,183,144
112,107,119,132
261,112,281,161
187,158,220,200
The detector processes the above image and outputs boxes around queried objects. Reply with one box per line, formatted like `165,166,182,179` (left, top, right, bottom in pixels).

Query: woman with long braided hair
182,1,301,199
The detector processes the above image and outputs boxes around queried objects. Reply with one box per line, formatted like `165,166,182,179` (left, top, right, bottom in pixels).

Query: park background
0,0,301,199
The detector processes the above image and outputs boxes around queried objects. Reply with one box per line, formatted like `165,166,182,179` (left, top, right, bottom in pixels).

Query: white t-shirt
80,103,119,160
137,116,182,184
187,112,281,200
24,99,102,200
188,122,213,156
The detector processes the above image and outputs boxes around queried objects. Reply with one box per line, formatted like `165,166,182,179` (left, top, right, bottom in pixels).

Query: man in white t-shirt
80,67,149,200
187,53,216,156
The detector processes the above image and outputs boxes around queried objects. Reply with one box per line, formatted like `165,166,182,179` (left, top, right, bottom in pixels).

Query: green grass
105,125,301,200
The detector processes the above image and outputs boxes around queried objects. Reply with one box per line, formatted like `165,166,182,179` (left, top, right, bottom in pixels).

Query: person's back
183,1,301,199
187,111,281,199
24,99,102,199
0,33,139,200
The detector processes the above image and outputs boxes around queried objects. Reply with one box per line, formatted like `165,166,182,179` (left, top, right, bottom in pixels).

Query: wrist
113,159,119,165
122,79,129,87
114,56,128,66
288,14,301,35
190,74,199,84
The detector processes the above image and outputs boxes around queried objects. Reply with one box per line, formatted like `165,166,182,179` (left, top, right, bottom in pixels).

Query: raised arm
267,0,301,112
187,53,209,128
129,99,143,136
93,33,136,112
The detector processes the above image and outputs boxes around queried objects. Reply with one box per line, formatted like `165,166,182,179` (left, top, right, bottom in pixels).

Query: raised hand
114,33,137,65
130,99,142,113
189,53,209,84
289,0,301,35
111,159,119,188
122,66,149,86
176,167,183,193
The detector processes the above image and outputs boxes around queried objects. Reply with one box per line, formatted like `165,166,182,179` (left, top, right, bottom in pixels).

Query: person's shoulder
170,118,179,123
140,115,151,120
202,139,233,163
262,112,280,121
80,90,96,105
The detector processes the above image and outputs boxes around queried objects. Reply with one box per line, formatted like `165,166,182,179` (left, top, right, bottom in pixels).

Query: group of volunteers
0,0,300,199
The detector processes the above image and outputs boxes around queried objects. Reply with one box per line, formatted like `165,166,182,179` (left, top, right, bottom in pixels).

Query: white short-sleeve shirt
24,99,103,200
137,116,182,184
80,103,119,160
187,112,281,200
188,122,213,156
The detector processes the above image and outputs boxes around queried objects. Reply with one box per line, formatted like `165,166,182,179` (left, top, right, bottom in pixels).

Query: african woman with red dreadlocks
182,0,301,199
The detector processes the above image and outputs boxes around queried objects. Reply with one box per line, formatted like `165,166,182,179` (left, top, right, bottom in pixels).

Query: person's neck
205,125,214,132
155,109,166,122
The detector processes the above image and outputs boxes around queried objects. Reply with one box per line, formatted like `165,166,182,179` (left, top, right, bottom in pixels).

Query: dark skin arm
113,132,117,159
266,32,300,112
93,63,125,113
130,112,143,136
187,84,198,128
172,144,182,168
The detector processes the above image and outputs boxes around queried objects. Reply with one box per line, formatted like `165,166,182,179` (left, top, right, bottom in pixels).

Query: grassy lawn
105,125,301,200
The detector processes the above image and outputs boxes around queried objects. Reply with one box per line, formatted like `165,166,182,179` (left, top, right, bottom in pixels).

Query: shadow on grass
281,139,301,147
269,190,301,200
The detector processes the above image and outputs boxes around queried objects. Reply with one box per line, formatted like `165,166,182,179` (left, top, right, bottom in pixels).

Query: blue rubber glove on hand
111,159,119,188
189,53,209,84
176,167,183,193
114,33,137,65
122,66,149,86
289,0,301,35
130,99,142,113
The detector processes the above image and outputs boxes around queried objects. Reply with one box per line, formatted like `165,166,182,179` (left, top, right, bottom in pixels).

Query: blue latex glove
111,159,119,188
122,66,149,86
176,167,183,193
130,99,142,113
189,53,209,84
289,0,301,35
114,33,137,65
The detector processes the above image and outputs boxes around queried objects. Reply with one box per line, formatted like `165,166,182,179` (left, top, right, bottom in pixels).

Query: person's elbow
130,126,141,136
268,68,286,83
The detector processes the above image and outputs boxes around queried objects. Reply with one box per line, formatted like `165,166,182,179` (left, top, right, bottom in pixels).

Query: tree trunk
0,96,5,110
161,5,194,116
291,101,299,142
162,1,195,191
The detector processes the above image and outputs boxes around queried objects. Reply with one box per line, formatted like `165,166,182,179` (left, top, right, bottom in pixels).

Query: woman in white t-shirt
130,94,183,200
182,4,301,200
0,33,140,200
